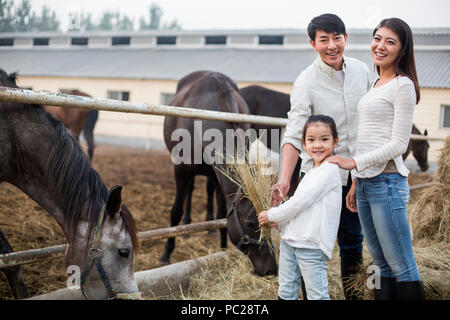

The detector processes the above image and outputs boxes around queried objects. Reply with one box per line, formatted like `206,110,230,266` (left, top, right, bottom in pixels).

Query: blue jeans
356,173,421,282
278,240,330,300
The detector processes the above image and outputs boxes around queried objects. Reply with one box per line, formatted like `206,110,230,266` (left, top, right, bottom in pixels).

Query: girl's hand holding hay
258,211,279,229
258,211,269,227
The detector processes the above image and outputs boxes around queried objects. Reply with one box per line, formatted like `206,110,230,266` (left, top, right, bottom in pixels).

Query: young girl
258,115,342,300
327,18,424,300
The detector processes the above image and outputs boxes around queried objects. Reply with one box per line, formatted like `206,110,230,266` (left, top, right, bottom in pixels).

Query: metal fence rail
0,219,227,270
0,87,446,141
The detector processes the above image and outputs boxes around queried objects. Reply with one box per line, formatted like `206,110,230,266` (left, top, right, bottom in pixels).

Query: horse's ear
424,129,428,136
106,185,122,219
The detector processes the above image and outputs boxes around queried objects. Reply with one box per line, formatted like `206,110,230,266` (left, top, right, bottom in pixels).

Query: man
272,13,372,300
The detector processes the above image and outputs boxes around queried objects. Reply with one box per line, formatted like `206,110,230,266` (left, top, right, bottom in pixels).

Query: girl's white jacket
267,162,342,259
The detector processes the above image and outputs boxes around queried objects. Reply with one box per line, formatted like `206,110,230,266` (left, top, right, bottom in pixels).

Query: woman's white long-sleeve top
267,162,342,259
353,76,416,178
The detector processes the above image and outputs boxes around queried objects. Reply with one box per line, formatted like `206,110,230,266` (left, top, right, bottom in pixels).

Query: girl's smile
303,123,338,167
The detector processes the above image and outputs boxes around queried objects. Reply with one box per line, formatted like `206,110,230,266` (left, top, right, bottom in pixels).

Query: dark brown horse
44,90,98,161
0,70,139,299
182,85,301,225
161,71,277,276
403,124,430,172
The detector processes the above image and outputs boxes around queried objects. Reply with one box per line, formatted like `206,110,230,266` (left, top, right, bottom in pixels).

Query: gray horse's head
66,186,140,300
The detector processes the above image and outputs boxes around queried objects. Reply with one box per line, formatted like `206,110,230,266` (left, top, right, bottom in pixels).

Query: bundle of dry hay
217,142,278,251
411,136,450,244
178,250,279,300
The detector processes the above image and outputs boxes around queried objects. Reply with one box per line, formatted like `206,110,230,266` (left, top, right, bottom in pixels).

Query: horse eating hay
0,69,139,300
161,71,278,276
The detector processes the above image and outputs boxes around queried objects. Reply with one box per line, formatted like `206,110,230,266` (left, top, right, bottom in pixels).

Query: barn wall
414,88,450,161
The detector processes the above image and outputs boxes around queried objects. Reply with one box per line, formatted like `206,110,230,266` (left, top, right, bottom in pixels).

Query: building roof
0,29,449,88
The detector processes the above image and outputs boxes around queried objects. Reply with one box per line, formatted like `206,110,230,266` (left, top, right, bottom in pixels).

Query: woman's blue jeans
356,173,421,282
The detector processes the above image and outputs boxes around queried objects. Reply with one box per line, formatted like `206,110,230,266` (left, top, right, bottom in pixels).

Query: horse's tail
82,109,99,161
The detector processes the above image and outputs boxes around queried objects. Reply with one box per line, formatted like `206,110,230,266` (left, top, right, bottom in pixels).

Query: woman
327,18,425,300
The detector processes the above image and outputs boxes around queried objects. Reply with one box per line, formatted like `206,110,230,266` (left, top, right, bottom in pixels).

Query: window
160,93,175,105
33,38,49,46
441,105,450,129
112,37,130,46
0,38,14,46
205,35,227,45
107,91,130,101
157,36,176,45
258,35,284,45
71,37,88,46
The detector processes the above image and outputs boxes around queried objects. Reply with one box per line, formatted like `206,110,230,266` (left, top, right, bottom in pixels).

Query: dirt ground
0,144,434,300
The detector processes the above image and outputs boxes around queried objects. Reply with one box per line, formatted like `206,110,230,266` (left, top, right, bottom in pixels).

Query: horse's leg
288,157,302,197
205,176,215,221
159,168,192,264
215,190,227,249
183,177,194,225
0,228,30,299
83,110,99,161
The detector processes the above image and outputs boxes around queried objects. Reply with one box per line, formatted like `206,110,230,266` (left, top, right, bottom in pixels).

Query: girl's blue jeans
356,173,421,282
278,240,330,300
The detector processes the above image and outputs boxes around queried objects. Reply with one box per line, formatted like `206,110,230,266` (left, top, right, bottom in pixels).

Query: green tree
162,19,182,30
139,3,163,30
97,11,118,30
31,5,59,31
14,0,32,31
96,11,134,31
0,0,15,32
116,14,134,31
80,12,96,31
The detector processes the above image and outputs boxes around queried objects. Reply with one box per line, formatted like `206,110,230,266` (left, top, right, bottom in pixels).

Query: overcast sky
29,0,450,31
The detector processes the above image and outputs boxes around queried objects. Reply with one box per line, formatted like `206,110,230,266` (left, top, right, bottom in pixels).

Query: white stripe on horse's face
70,215,138,300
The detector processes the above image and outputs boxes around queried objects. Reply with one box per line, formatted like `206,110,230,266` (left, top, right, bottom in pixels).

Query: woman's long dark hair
373,18,420,104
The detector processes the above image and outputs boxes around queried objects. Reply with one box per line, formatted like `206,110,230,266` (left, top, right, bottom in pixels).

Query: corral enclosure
0,145,223,299
1,143,447,300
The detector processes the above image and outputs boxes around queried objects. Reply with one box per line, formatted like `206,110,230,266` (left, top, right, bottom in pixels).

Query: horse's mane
0,69,138,251
46,108,138,251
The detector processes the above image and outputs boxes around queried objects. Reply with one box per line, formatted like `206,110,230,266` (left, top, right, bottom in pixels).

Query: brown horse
44,90,98,161
161,71,277,276
403,124,430,172
182,85,300,225
0,70,139,299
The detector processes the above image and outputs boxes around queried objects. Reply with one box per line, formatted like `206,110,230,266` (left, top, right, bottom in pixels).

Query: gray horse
0,69,139,299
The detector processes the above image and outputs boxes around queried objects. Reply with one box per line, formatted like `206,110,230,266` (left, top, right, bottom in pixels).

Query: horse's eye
118,248,130,258
246,219,258,229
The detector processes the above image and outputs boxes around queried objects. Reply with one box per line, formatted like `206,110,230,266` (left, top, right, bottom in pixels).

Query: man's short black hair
307,13,346,41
